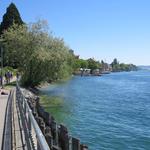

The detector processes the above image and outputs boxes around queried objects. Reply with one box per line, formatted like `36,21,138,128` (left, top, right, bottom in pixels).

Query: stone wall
22,89,88,150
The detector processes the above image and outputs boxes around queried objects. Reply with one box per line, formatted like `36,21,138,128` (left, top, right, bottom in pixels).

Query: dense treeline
0,3,137,87
0,3,76,87
74,58,101,71
74,58,137,72
1,21,75,87
111,58,137,72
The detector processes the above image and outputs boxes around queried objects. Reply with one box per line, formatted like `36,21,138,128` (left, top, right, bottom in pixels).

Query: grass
4,81,16,90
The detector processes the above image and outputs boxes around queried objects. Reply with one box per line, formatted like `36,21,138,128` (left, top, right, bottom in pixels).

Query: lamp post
0,39,4,88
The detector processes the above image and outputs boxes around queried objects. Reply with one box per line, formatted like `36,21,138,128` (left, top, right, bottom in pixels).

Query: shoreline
37,70,138,89
21,85,88,149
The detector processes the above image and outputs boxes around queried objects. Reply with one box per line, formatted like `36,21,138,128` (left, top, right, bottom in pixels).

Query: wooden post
72,137,80,150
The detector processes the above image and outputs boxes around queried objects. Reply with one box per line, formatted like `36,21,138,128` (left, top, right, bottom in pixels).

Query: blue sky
0,0,150,65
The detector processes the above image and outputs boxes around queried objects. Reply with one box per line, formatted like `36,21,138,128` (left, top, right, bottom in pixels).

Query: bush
1,20,73,87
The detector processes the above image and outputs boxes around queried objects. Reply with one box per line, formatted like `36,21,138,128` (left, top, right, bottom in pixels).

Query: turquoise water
40,71,150,150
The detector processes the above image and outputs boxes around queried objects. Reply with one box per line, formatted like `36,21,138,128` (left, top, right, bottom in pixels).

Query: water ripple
41,70,150,150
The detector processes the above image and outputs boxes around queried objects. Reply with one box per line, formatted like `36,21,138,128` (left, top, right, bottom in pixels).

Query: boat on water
101,71,111,74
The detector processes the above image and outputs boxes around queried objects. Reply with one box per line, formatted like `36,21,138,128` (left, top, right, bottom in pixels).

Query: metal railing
16,82,50,150
2,90,13,150
16,81,88,150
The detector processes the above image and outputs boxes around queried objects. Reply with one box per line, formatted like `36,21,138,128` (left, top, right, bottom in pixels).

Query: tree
111,58,119,71
111,58,137,72
101,60,105,70
0,3,24,34
87,58,100,71
2,21,72,87
111,58,118,66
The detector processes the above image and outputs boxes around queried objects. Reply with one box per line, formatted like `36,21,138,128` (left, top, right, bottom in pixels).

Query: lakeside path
0,77,16,149
0,90,10,149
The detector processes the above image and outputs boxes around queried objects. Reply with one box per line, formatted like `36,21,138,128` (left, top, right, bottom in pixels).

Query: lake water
40,70,150,150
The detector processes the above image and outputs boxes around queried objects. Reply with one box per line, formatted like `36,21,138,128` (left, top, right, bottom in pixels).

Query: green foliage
111,58,118,66
74,59,88,69
2,21,73,87
0,3,137,86
111,58,137,72
80,59,88,68
87,58,100,70
73,58,102,71
1,66,17,76
5,81,16,90
0,3,24,35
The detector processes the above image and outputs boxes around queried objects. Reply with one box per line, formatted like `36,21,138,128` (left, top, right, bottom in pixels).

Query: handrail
2,90,13,150
16,81,50,150
16,80,88,150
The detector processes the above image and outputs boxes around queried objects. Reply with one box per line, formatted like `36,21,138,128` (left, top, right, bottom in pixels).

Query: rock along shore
21,88,88,150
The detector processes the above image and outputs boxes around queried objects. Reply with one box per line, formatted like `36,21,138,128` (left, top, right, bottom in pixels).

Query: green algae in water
40,95,70,124
40,95,64,107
